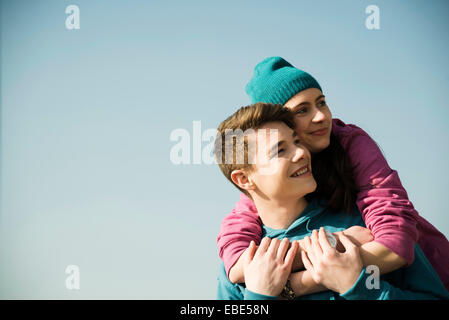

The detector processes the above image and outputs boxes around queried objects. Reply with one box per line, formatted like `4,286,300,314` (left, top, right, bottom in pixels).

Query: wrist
339,267,368,298
289,270,325,297
337,267,365,294
244,289,278,300
280,280,296,300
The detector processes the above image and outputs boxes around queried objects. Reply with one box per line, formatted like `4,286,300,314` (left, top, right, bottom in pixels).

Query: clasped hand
242,237,298,297
242,227,364,297
301,227,363,294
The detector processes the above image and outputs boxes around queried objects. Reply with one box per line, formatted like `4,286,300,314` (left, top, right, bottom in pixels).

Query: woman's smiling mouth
310,127,328,136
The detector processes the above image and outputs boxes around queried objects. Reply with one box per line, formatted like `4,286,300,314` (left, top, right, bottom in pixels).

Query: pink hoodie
217,118,449,290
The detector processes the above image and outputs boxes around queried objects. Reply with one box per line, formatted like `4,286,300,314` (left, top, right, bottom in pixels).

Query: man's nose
292,145,305,162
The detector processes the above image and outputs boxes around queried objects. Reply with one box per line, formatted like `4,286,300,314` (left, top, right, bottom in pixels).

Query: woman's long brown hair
306,132,359,215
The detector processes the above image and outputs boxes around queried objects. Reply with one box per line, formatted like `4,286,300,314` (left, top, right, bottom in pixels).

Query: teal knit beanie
245,56,322,105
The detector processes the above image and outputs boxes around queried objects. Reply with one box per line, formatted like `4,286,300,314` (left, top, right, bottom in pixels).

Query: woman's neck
252,196,309,230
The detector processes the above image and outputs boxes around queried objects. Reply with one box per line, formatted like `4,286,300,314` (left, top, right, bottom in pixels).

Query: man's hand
243,237,298,297
301,228,363,294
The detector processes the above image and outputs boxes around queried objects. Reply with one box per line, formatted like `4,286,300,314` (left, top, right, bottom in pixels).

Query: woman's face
284,88,332,153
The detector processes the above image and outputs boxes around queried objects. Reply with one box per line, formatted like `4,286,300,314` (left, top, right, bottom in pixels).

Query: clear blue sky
1,0,448,299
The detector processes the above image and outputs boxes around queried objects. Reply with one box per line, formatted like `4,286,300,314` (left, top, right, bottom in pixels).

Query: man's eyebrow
292,95,326,108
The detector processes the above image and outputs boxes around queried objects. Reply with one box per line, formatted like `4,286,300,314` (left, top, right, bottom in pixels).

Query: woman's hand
301,227,363,294
334,226,373,251
243,237,298,297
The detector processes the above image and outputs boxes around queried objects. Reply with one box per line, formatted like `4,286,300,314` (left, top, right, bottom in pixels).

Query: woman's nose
312,109,326,122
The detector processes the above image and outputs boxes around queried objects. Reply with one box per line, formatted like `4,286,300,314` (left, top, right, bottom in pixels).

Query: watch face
325,230,337,248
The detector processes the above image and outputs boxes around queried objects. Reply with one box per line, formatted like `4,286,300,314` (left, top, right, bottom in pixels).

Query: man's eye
273,149,285,157
270,149,284,159
294,139,301,145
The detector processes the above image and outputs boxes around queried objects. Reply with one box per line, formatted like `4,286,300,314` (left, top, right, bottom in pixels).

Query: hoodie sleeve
340,247,449,300
333,119,419,266
217,194,262,277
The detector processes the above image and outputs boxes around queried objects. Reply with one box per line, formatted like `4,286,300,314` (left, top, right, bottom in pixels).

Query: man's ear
230,169,255,191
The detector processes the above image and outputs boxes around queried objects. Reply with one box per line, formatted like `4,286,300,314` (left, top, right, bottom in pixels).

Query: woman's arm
303,228,449,300
333,119,420,267
288,243,407,297
290,239,407,297
217,194,262,283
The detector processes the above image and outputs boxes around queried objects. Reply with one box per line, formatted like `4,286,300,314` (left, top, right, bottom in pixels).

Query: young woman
217,57,449,295
214,103,448,300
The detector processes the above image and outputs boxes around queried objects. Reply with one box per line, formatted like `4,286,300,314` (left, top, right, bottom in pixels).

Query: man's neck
252,195,309,230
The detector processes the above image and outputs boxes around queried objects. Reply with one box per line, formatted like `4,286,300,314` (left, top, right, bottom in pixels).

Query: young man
214,102,449,300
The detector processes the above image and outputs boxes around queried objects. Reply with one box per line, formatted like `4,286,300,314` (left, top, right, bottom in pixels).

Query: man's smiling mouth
290,165,310,177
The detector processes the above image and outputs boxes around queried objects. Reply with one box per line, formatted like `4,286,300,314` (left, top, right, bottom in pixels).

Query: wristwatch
280,280,296,300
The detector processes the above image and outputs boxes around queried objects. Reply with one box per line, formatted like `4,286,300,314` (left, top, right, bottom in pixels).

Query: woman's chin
309,139,331,153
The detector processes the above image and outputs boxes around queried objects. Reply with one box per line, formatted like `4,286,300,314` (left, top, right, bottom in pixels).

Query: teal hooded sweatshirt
216,197,449,300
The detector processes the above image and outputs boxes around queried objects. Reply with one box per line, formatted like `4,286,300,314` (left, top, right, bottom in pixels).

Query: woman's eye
295,108,307,115
318,100,327,107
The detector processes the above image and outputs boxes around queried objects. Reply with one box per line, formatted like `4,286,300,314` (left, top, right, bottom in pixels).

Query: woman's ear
230,169,255,191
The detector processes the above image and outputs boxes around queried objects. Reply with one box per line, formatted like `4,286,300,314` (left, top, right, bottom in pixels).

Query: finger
301,250,314,271
297,239,307,252
303,236,316,265
318,227,334,253
243,241,257,267
267,238,281,257
283,241,298,268
255,237,271,258
276,238,290,261
311,229,323,256
338,233,357,252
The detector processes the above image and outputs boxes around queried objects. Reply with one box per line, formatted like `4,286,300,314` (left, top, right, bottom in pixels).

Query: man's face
247,121,317,200
284,88,333,154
